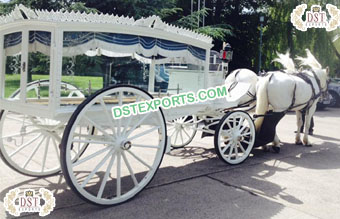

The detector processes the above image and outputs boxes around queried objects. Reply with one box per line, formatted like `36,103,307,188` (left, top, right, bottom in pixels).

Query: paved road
1,108,340,219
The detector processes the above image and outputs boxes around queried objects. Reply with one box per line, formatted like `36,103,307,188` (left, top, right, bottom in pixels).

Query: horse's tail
254,75,270,132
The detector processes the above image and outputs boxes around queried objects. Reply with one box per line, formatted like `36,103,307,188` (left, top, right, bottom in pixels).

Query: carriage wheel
214,111,255,165
9,79,85,99
167,115,197,148
0,81,87,176
61,85,167,206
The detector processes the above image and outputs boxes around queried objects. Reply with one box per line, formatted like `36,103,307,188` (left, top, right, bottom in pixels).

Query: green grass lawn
4,74,103,98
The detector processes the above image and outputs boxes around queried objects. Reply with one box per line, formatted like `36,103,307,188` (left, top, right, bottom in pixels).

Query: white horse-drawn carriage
2,5,325,206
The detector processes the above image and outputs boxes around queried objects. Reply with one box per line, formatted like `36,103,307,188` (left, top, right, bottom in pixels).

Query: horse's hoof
304,144,312,147
262,145,270,152
295,141,303,145
272,146,280,153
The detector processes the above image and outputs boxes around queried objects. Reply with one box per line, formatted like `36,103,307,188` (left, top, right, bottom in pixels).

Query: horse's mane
296,49,322,70
273,51,296,73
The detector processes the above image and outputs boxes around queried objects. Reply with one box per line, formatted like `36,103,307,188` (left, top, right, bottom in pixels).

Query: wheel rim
61,86,166,205
0,81,85,176
167,115,197,148
10,80,84,99
215,111,255,165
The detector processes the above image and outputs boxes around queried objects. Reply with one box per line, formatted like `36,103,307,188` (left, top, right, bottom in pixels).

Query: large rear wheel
61,85,167,206
0,81,86,176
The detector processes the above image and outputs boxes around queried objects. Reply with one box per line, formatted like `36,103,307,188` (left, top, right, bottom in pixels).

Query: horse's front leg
295,110,303,145
303,104,317,146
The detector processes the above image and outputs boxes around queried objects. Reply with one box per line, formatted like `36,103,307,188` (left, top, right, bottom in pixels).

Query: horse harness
225,70,257,110
253,70,322,119
278,70,322,112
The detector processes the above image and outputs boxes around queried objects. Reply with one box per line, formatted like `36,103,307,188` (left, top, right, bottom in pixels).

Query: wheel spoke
179,129,184,143
237,142,246,153
174,129,179,144
83,116,114,141
227,144,234,159
170,129,177,137
116,151,121,197
72,139,112,145
73,146,111,167
122,151,138,186
122,96,141,136
125,113,152,137
242,140,250,144
226,121,232,129
41,137,50,172
237,117,245,128
22,136,46,169
182,128,191,139
100,99,116,137
9,133,42,157
235,144,239,159
131,144,159,149
183,118,195,124
97,152,116,198
241,132,251,137
127,126,160,141
81,148,114,188
239,125,248,133
167,125,175,131
1,130,40,139
117,91,123,136
221,141,232,154
126,150,152,170
52,138,60,161
77,126,82,152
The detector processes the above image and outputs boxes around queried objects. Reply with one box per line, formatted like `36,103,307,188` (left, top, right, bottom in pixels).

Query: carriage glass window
161,63,204,95
61,31,149,104
26,31,51,105
3,32,22,100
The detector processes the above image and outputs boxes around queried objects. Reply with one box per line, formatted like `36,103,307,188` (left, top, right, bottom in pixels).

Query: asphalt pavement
1,107,339,219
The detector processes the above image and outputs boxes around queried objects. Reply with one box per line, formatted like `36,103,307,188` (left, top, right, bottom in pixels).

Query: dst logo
3,188,55,217
291,4,340,31
306,5,327,28
18,190,40,212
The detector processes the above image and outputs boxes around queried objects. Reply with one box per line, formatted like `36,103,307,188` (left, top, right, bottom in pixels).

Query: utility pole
191,0,193,16
198,0,200,27
202,0,205,26
258,15,264,73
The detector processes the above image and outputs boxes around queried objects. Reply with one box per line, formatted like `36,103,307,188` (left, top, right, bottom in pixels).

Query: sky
0,0,10,2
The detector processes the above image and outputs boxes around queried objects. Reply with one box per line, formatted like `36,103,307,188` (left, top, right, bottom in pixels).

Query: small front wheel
214,111,255,165
167,115,197,148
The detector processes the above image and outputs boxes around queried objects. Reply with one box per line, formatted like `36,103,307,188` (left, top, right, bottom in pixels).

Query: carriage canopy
1,5,213,65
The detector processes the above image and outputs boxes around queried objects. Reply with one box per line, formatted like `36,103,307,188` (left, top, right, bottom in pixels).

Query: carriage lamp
220,43,233,63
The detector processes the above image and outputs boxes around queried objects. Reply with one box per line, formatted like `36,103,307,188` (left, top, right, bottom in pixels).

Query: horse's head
296,49,329,92
225,69,258,105
313,67,329,92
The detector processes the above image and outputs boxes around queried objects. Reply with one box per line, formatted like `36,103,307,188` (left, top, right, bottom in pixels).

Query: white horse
254,49,329,148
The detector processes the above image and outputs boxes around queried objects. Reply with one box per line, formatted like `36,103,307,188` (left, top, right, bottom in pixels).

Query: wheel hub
232,130,242,143
121,141,132,150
